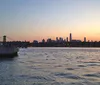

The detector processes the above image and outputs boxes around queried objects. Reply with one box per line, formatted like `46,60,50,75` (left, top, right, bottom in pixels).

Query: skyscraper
56,37,59,42
84,37,86,42
69,33,72,42
66,37,68,42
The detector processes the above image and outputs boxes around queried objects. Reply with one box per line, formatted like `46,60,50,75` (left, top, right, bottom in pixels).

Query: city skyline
0,33,97,43
0,0,100,42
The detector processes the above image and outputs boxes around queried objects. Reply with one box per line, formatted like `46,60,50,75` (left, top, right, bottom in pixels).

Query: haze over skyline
0,0,100,42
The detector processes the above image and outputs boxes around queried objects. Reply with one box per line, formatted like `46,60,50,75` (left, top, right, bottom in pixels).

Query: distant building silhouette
66,37,68,42
84,37,86,42
47,38,52,43
33,40,38,44
42,39,45,43
56,37,59,42
71,40,81,42
69,33,72,42
59,37,63,43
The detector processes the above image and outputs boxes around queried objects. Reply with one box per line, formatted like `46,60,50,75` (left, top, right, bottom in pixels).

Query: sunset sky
0,0,100,42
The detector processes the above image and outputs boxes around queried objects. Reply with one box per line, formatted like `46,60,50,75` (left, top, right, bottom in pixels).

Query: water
0,47,100,85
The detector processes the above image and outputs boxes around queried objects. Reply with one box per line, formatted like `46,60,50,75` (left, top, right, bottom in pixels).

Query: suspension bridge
0,35,30,48
0,36,15,42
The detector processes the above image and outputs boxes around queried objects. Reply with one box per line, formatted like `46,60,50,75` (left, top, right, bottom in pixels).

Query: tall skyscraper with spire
69,33,72,42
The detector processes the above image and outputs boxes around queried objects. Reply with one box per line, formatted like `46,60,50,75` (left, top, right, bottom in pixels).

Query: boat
0,35,19,58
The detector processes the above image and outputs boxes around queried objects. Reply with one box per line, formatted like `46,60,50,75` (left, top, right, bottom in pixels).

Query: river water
0,47,100,85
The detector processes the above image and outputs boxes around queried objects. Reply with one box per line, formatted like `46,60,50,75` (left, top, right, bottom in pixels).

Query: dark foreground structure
0,36,19,59
0,52,18,58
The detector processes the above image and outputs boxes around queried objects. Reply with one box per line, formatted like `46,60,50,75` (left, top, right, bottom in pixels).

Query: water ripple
55,72,82,79
83,73,100,78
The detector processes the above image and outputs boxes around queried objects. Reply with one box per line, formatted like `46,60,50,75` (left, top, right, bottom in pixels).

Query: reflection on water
0,47,100,85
